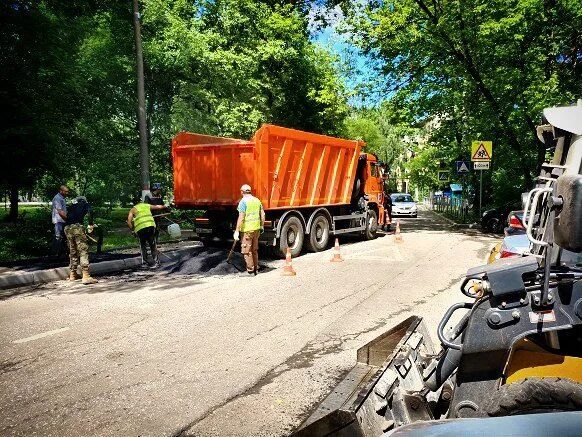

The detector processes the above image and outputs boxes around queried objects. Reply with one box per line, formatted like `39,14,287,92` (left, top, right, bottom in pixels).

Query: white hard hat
240,184,252,193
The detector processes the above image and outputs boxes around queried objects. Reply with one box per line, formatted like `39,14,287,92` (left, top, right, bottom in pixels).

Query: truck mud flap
293,316,436,437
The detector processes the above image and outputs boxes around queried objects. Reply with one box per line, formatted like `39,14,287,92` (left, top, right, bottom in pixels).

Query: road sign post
479,170,483,219
471,141,493,218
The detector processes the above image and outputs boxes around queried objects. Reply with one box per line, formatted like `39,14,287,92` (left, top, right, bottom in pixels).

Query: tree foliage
332,0,582,204
1,0,349,217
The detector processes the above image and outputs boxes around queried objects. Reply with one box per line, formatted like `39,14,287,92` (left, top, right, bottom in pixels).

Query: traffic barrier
281,248,297,276
394,220,403,243
330,238,344,262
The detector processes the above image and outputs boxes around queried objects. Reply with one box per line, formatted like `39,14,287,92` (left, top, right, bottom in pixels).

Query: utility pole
132,0,150,200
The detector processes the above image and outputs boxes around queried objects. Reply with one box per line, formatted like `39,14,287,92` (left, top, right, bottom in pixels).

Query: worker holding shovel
127,195,168,268
233,184,265,276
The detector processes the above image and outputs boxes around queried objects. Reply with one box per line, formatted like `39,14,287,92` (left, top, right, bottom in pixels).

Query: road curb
425,209,478,229
0,248,196,291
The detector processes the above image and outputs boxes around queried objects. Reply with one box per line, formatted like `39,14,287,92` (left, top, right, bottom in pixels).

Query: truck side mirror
554,174,582,253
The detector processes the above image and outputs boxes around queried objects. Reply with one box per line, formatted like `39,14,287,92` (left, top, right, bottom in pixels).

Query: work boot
81,270,98,285
150,261,160,269
68,271,81,281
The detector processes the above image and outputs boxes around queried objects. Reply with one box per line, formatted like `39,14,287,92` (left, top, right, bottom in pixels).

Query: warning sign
471,141,492,162
438,171,450,182
456,161,470,174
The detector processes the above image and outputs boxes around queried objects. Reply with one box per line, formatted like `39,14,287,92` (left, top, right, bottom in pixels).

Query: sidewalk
0,243,200,291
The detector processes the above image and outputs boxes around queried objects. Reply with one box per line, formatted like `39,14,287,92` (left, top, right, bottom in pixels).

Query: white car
390,193,418,217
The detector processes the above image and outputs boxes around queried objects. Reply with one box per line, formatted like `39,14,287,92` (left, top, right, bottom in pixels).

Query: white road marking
13,327,70,344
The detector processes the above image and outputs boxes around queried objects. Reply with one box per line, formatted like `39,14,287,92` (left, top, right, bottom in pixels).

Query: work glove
87,225,94,234
233,230,240,241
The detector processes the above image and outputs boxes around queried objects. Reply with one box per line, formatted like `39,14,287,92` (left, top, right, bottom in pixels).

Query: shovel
226,239,245,272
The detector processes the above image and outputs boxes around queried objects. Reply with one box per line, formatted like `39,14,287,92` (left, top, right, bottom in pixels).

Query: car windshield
392,194,413,203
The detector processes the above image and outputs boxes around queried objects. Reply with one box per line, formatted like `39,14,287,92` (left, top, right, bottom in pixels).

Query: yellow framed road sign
471,141,492,162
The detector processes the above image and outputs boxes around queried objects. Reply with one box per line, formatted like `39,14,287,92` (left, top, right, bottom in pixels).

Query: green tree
331,0,582,203
3,0,351,216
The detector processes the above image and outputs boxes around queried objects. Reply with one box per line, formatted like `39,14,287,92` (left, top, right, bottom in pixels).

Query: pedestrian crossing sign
456,161,471,174
438,171,450,182
471,141,492,162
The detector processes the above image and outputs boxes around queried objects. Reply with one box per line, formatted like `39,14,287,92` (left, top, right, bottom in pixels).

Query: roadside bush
0,207,53,261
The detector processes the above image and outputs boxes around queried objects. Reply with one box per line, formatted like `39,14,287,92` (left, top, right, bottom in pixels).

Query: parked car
390,193,418,217
481,201,522,233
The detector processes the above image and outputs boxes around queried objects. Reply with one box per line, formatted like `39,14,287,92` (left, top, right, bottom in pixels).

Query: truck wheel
305,214,330,252
364,210,378,240
484,377,582,416
278,216,304,258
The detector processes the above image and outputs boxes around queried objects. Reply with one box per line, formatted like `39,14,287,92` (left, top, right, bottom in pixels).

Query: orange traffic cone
394,220,403,243
281,248,297,276
330,238,344,262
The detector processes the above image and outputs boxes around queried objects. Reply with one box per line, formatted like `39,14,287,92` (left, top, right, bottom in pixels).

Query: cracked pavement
0,210,498,436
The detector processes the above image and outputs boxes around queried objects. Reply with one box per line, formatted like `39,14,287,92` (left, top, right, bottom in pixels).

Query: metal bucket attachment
293,316,436,437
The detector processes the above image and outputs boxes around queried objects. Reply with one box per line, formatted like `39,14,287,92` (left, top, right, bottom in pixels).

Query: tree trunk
8,184,18,222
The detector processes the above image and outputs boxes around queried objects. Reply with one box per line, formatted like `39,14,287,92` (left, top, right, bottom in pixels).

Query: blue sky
308,4,384,108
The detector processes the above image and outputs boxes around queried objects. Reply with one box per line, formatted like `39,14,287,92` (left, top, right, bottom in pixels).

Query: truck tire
278,216,304,258
364,210,378,240
484,377,582,417
305,214,330,252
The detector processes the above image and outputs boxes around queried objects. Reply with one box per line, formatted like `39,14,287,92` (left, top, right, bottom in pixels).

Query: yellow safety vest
240,196,262,232
133,203,156,233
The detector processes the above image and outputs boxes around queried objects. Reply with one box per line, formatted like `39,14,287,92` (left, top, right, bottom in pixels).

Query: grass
100,232,173,252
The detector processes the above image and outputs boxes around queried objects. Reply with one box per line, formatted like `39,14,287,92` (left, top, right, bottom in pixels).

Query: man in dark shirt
147,183,165,243
383,190,393,231
64,196,97,284
51,185,69,257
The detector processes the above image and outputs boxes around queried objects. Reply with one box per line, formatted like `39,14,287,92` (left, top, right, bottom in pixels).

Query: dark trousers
137,226,158,266
52,222,67,257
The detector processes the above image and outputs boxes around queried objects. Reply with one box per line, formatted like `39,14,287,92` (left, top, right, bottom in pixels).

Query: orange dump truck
172,124,386,256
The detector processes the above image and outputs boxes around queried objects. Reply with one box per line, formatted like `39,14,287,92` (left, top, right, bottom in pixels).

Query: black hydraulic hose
425,311,470,391
449,308,472,341
437,302,473,350
425,303,472,391
541,244,552,305
425,343,463,391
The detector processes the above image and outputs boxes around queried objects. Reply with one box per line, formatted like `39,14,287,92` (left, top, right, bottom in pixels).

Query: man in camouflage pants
64,196,98,285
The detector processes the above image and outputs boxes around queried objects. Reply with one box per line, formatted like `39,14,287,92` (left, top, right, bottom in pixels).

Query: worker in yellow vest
127,196,168,268
234,184,265,275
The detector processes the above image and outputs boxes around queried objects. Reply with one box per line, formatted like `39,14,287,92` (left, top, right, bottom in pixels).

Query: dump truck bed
172,124,363,210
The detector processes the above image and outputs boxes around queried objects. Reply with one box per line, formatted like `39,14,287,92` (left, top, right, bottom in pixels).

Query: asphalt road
0,209,498,436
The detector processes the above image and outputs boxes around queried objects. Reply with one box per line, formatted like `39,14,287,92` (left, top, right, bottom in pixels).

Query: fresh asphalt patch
165,247,275,277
